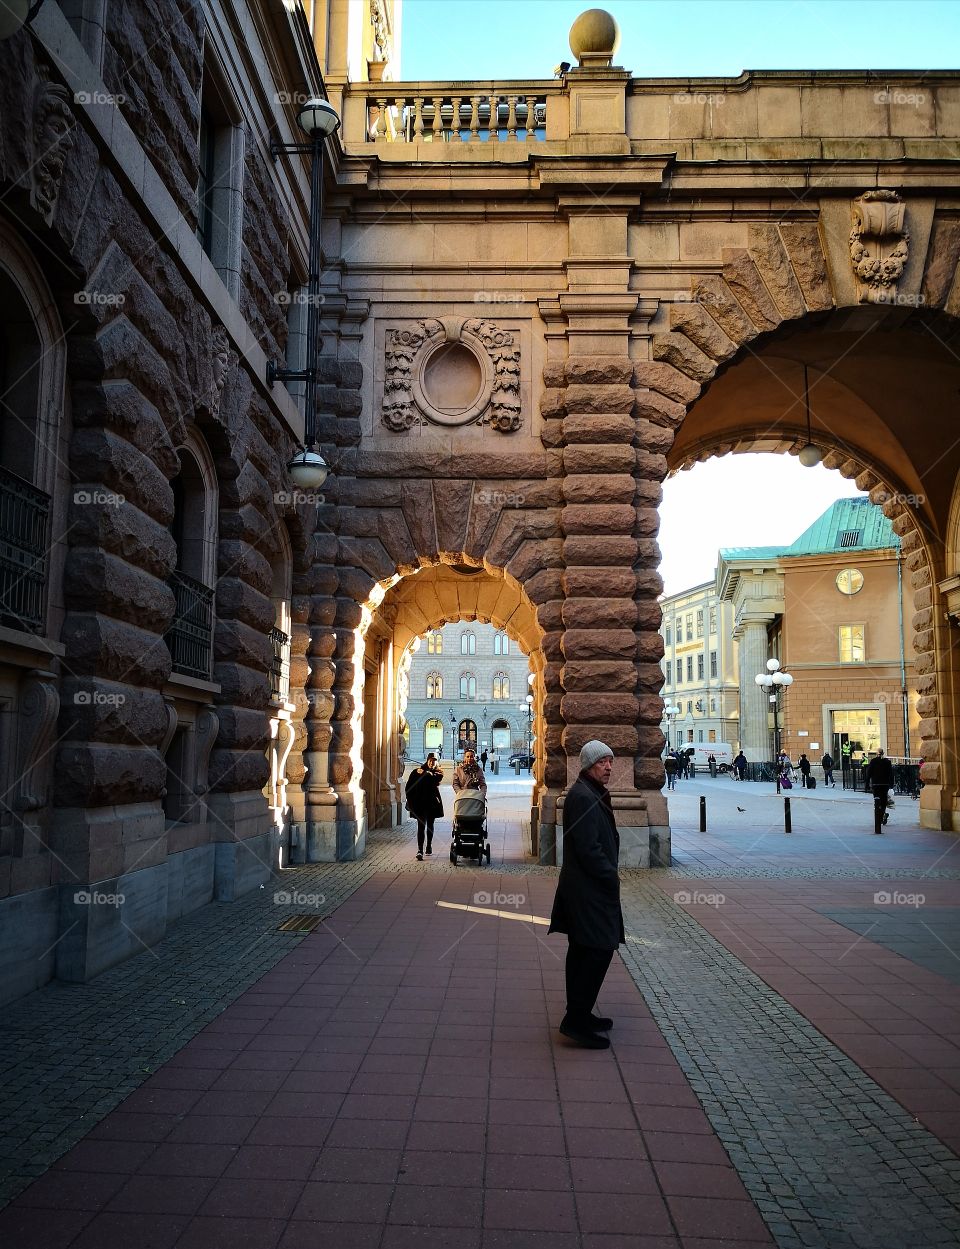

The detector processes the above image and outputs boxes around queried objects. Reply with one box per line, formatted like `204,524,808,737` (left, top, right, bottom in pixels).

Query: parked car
508,752,534,767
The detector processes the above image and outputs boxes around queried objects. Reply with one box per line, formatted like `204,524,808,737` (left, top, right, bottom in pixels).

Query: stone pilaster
736,617,776,760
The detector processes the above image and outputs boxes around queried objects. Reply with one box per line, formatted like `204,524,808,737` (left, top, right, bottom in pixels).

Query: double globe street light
754,658,793,793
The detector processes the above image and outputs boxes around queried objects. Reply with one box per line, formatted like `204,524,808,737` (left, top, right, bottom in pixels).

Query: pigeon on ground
737,806,746,812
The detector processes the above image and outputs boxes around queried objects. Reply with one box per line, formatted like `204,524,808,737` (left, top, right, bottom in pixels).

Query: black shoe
559,1016,611,1049
425,847,432,855
416,851,423,860
587,1013,613,1031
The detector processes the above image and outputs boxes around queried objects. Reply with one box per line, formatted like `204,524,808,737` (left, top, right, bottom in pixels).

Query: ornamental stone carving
15,670,59,812
381,316,521,433
850,191,909,304
30,62,75,226
209,324,231,419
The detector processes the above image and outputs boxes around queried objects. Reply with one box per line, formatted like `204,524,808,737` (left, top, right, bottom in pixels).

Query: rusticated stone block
634,508,660,538
916,695,937,718
561,694,640,724
565,357,634,386
72,381,178,472
635,451,669,482
913,607,934,633
721,248,781,332
635,757,666,789
652,333,717,384
636,694,667,724
918,717,938,743
691,276,758,345
633,389,686,429
635,570,664,596
542,361,566,388
561,725,638,754
635,538,662,565
60,680,168,746
563,445,635,474
60,614,170,685
914,628,935,655
563,536,638,568
541,630,564,662
563,414,635,444
540,422,564,449
635,480,663,508
68,496,175,582
213,661,269,710
204,707,265,751
921,219,960,307
748,225,806,321
216,577,274,633
920,760,940,781
65,550,174,632
563,474,635,505
636,631,665,661
70,429,174,525
540,388,567,419
911,567,932,590
209,749,270,793
636,600,663,630
336,567,377,606
562,504,637,536
779,222,834,312
218,540,272,596
669,304,738,362
564,384,635,415
632,360,701,405
55,742,165,806
561,629,636,660
507,537,564,585
635,422,674,455
915,651,935,676
636,662,665,692
561,659,638,690
523,570,564,605
562,567,636,597
214,620,272,670
535,599,563,633
562,598,638,630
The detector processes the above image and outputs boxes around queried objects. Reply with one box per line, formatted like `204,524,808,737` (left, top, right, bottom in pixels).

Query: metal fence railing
0,464,49,634
165,570,214,681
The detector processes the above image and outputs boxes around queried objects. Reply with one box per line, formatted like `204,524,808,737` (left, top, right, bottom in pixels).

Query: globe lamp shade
297,98,341,139
798,443,823,468
287,448,328,489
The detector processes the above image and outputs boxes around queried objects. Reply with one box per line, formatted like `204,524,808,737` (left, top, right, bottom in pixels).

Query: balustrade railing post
413,94,424,140
468,95,479,140
507,95,518,140
431,96,443,140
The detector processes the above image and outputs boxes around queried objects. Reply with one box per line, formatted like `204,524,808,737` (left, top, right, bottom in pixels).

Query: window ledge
165,672,222,700
0,624,65,667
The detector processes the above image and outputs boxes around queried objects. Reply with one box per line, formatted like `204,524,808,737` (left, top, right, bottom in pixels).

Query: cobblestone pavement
3,788,960,1248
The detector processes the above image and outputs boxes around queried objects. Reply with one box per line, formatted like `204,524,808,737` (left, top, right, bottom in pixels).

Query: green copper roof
719,496,898,563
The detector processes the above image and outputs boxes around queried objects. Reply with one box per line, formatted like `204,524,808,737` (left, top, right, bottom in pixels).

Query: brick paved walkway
3,782,960,1248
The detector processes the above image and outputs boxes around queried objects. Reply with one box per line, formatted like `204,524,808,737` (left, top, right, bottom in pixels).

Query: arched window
460,631,476,655
458,719,477,751
426,672,442,699
491,718,511,750
165,434,218,680
459,672,476,699
269,523,292,702
427,630,442,654
494,632,510,655
424,718,443,750
492,672,510,700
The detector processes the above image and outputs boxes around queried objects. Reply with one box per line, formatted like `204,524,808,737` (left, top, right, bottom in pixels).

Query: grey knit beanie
580,740,614,770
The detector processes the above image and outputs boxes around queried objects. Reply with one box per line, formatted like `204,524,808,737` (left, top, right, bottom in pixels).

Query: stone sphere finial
569,8,620,67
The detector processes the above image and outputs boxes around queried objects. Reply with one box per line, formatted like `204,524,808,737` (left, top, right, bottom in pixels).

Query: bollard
699,795,707,832
784,796,792,833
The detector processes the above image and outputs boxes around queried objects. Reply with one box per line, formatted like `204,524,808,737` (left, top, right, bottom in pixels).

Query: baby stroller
450,789,491,865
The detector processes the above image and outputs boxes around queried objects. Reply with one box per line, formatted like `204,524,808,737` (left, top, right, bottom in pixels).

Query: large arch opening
662,306,960,829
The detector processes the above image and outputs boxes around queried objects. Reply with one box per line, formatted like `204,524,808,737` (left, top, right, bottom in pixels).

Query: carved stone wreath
382,316,521,433
849,190,909,305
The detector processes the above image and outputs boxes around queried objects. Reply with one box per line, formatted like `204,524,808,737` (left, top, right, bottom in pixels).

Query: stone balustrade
347,83,553,144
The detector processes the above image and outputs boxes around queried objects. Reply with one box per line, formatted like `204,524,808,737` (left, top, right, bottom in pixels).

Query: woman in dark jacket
405,754,443,860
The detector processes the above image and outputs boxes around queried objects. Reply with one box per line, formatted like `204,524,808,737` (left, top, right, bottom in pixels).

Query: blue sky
400,1,960,81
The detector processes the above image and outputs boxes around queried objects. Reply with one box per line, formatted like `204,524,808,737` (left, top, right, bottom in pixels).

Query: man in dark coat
865,748,894,832
548,740,624,1050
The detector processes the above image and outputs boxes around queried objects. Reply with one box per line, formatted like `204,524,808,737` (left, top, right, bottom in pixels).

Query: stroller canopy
453,790,486,821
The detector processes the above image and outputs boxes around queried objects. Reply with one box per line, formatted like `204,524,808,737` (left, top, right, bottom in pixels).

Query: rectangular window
686,655,693,682
698,729,703,742
839,624,865,663
708,729,716,742
665,625,672,647
709,607,717,634
696,610,703,638
710,650,717,678
687,729,694,743
664,659,671,685
196,61,243,298
685,613,693,642
697,653,704,679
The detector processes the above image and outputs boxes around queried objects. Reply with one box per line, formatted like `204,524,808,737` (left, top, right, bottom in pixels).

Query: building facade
401,621,533,762
5,0,960,1001
659,583,738,752
717,498,918,763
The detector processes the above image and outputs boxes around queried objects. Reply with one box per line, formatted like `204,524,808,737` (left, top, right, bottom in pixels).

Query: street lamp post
525,693,533,773
448,708,456,760
663,703,681,752
754,658,794,793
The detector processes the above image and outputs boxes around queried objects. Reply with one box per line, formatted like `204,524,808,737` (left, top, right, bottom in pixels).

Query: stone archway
635,220,960,830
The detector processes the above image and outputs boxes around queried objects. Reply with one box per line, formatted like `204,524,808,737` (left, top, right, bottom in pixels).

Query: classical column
736,617,776,760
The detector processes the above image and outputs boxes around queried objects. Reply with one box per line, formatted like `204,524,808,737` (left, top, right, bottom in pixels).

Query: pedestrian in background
549,741,623,1050
865,748,894,833
480,748,488,772
664,753,677,790
798,753,811,788
821,752,835,787
405,754,443,860
734,750,747,781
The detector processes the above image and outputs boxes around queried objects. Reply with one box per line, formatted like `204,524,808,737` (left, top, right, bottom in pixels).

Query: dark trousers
872,786,891,833
564,942,614,1023
824,767,834,785
416,818,435,852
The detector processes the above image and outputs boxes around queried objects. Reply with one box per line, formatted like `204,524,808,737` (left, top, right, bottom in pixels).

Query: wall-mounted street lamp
268,97,341,492
525,693,534,773
754,658,794,792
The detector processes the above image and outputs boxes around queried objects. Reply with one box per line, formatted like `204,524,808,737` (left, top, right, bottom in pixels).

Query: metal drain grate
276,913,322,933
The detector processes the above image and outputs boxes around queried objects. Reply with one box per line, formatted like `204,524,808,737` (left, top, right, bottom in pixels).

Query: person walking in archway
548,741,623,1051
452,748,487,795
664,752,677,790
865,748,894,834
405,753,443,860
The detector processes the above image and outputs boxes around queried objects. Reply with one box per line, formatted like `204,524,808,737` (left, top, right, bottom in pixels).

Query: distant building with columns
715,497,918,763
